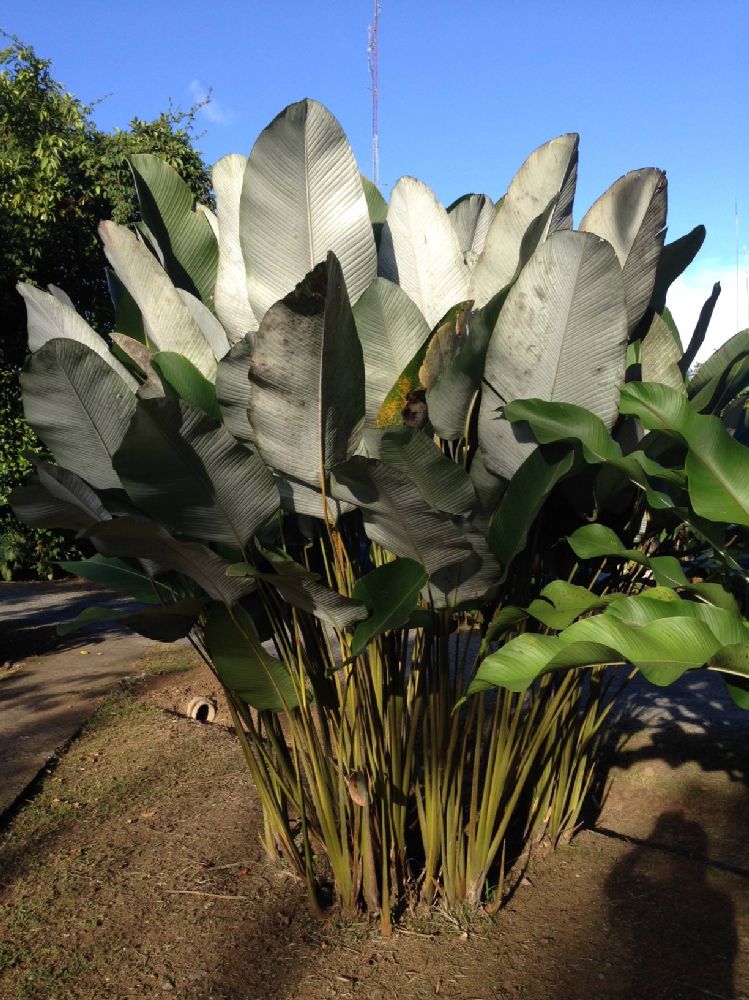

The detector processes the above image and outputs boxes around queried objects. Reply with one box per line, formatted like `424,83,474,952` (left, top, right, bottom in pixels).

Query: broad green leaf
604,595,749,648
212,154,257,343
99,221,216,379
661,307,682,348
113,398,279,548
497,399,687,514
176,290,230,361
21,339,136,490
488,445,575,570
134,219,163,261
274,473,353,523
18,283,137,387
57,597,204,642
248,254,365,487
725,678,749,709
129,153,218,306
720,356,749,415
627,336,641,370
470,614,727,695
651,225,706,314
503,399,622,464
478,231,627,480
426,285,510,441
567,523,647,564
555,616,722,685
567,524,649,566
228,561,366,629
568,527,738,611
56,554,171,604
110,334,163,398
426,522,503,608
468,449,507,520
469,134,579,308
689,328,749,394
331,456,471,576
580,169,667,333
604,592,687,627
379,176,470,329
468,632,560,696
608,450,687,507
46,283,74,308
197,203,219,239
479,605,528,655
527,581,608,630
648,555,689,588
687,582,740,615
688,328,749,411
151,352,222,421
418,325,458,393
10,459,111,532
373,300,469,428
447,193,497,268
215,334,253,444
204,603,299,712
352,278,431,425
723,392,749,448
640,312,685,392
418,304,471,391
106,268,147,344
619,381,749,526
361,174,388,225
10,483,96,532
350,558,427,654
85,518,255,605
57,606,131,637
107,597,206,641
711,650,749,709
378,426,476,516
242,99,376,321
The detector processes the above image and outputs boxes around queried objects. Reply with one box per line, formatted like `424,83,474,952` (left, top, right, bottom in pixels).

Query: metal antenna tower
367,1,381,188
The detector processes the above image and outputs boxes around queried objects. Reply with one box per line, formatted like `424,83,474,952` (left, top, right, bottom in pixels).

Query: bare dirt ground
0,644,747,1000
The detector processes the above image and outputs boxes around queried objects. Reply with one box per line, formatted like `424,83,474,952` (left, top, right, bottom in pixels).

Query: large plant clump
12,98,749,927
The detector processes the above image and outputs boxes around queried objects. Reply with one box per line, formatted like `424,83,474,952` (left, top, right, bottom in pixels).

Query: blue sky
6,1,749,355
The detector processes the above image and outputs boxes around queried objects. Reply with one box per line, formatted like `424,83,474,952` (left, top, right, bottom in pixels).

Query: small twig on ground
196,859,255,870
163,888,256,900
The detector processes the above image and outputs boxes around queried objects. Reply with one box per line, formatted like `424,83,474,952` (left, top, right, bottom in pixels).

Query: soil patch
0,662,747,1000
137,657,232,727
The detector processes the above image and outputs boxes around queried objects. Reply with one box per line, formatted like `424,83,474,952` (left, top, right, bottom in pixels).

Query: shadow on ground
0,580,138,663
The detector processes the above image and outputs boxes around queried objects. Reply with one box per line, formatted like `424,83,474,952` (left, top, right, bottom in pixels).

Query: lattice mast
368,2,381,189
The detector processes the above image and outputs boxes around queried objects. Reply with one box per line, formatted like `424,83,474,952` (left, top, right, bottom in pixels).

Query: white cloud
666,257,749,363
188,79,234,126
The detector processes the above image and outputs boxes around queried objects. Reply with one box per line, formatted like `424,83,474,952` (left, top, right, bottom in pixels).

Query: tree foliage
0,36,212,366
0,37,212,577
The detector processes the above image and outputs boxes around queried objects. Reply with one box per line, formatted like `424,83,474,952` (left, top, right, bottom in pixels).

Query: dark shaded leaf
351,558,427,654
204,603,299,711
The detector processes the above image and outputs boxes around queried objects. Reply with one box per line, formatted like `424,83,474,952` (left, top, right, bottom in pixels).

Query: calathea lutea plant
11,98,749,928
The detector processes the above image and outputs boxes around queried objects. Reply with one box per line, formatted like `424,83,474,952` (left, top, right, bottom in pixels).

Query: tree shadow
1,581,138,663
585,670,749,828
602,811,738,1000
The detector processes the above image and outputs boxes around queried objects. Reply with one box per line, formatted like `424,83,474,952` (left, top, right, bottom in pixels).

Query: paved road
0,582,153,815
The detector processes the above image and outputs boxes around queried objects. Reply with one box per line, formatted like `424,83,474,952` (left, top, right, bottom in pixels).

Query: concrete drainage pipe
186,697,217,723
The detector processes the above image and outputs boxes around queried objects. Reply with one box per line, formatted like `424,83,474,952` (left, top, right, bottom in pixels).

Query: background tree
0,37,213,578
